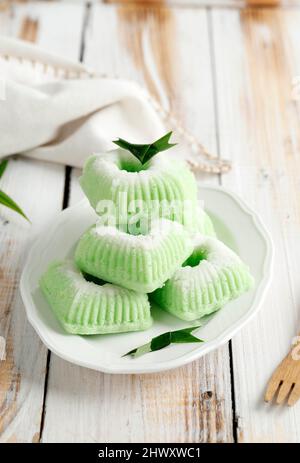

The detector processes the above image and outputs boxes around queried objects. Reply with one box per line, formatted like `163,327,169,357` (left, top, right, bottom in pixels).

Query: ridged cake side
151,236,254,321
80,150,198,229
40,260,152,334
75,220,193,293
198,210,216,237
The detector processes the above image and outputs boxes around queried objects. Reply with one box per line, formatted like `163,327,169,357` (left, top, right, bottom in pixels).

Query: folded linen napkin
0,37,229,173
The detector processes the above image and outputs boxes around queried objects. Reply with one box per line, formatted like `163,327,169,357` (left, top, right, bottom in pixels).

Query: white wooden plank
103,0,300,7
0,1,85,442
212,7,300,442
0,159,64,443
10,1,85,57
0,2,11,35
42,3,234,443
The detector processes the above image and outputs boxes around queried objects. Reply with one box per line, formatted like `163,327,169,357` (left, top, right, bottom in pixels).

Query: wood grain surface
212,7,300,442
1,0,300,443
42,4,234,444
0,1,84,443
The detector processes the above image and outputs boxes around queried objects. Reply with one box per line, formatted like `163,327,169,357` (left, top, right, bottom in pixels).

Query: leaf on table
0,159,30,222
0,159,8,179
0,189,30,222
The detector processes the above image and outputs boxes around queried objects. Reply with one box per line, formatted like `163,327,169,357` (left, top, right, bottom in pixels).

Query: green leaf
123,325,204,358
0,159,8,179
173,325,202,335
0,190,30,222
0,159,30,222
150,332,172,351
82,271,106,286
170,325,203,343
171,332,203,344
113,131,177,165
123,342,152,358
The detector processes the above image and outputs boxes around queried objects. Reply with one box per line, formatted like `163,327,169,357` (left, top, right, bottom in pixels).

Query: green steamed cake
198,209,216,237
151,235,254,321
80,149,199,230
40,260,152,334
75,219,193,293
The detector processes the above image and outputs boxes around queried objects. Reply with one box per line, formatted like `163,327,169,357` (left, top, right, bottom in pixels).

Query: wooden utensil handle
289,333,300,359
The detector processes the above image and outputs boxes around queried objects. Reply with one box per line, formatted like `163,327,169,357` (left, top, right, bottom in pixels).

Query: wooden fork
265,334,300,406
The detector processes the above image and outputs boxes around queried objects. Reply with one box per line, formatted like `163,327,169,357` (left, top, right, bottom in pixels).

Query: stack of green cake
40,133,254,335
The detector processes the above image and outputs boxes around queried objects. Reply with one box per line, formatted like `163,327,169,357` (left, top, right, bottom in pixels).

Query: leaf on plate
123,325,203,358
113,131,177,166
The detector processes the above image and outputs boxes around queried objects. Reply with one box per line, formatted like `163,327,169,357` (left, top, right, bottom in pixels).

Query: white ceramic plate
20,186,273,374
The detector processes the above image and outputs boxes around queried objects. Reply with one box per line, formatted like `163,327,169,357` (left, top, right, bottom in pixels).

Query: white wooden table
1,0,300,443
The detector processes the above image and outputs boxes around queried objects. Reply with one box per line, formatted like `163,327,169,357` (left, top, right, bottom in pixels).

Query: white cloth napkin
0,37,229,174
0,37,167,167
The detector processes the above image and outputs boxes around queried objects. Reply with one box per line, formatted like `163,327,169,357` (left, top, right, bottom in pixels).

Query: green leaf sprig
0,159,30,222
123,326,204,358
0,159,8,178
113,131,176,166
